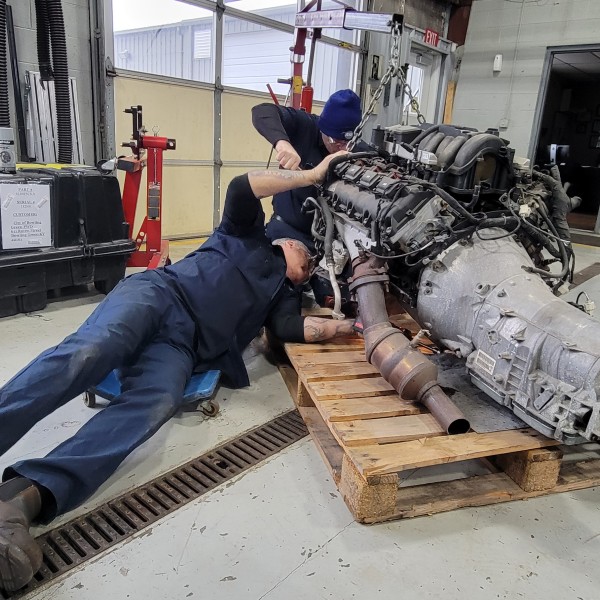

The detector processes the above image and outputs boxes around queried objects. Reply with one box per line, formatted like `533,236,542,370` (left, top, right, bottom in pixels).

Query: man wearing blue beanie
318,89,363,147
252,89,368,253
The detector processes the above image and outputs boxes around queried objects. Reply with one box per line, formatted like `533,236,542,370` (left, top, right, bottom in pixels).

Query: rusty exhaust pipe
352,257,470,435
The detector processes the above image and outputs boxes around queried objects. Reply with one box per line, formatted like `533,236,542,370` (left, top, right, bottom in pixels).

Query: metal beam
115,69,215,91
344,11,402,33
101,0,117,158
213,2,224,230
295,9,401,34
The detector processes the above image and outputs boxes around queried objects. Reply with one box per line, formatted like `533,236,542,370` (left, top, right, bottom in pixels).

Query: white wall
10,0,95,163
452,0,600,157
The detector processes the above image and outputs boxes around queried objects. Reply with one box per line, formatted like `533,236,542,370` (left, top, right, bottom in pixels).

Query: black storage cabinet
0,166,135,317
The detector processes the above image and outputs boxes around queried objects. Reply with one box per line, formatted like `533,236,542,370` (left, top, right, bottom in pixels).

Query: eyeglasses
326,136,348,149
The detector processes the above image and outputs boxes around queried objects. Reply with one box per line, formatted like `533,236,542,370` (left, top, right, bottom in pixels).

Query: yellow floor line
169,238,207,246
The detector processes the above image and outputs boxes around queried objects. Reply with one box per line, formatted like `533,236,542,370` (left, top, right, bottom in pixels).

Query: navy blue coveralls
252,104,370,252
0,175,303,522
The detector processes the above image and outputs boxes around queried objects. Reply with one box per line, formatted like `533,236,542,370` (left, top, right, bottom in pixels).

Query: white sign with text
0,182,52,249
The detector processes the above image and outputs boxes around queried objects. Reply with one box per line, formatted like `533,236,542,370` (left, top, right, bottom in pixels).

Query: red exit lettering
424,28,439,47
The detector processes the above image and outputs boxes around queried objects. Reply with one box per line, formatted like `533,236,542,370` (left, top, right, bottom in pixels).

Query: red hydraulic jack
118,105,176,269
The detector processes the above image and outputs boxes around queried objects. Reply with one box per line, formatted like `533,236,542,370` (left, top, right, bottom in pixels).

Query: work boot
0,478,43,593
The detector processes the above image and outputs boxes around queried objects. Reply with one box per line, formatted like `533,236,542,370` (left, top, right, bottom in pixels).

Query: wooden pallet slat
350,429,559,477
286,339,363,354
301,362,381,382
318,396,421,422
333,413,444,446
308,377,396,400
290,350,368,368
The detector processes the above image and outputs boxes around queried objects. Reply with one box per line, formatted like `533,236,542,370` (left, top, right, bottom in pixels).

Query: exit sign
425,28,439,47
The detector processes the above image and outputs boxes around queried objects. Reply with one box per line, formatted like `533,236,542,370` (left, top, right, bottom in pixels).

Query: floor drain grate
1,410,308,598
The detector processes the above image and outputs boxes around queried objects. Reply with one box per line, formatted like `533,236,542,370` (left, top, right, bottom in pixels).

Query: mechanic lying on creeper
0,152,354,593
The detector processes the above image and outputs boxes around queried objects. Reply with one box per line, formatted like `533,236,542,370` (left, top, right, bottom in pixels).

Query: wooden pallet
281,335,600,523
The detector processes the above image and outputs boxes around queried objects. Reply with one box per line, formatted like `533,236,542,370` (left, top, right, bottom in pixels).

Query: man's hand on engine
248,155,344,199
275,140,302,170
309,151,349,185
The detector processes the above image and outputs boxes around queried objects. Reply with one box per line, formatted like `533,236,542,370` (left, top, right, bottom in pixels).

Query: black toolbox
0,166,135,318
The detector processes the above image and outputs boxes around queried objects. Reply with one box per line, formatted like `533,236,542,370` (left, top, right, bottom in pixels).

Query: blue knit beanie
318,89,362,141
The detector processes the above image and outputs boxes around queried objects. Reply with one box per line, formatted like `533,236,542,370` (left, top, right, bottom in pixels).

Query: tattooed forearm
303,317,354,343
253,170,303,180
248,169,315,199
330,319,354,338
248,153,343,198
304,320,327,342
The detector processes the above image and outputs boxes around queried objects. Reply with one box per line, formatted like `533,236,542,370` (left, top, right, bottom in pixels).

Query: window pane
222,14,359,100
222,0,361,98
223,16,292,95
312,37,359,101
224,0,298,25
112,0,215,83
405,65,424,114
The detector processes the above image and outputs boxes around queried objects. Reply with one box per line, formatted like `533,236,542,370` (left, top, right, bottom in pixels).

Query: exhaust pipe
352,256,470,435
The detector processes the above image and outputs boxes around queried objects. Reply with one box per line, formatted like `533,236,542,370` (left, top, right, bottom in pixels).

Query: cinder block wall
9,1,95,163
452,0,600,157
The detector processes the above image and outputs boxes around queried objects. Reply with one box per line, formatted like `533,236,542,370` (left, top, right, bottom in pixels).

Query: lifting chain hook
347,22,425,152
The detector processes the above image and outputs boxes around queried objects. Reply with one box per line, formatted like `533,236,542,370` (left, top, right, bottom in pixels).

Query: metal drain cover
1,410,307,598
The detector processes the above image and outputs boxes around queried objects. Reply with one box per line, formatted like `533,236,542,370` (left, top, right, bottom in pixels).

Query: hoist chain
399,69,426,126
347,22,425,151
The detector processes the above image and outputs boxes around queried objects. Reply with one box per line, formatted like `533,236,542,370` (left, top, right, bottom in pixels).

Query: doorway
531,46,600,237
360,26,453,143
403,47,442,126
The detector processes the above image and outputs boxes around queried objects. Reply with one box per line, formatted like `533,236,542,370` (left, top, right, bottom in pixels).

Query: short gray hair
272,238,310,255
273,238,317,273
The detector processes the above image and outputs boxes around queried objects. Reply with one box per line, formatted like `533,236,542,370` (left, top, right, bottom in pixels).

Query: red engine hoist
288,0,402,113
118,105,176,269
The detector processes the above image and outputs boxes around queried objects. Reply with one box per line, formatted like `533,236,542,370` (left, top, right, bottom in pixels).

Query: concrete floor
0,241,599,599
